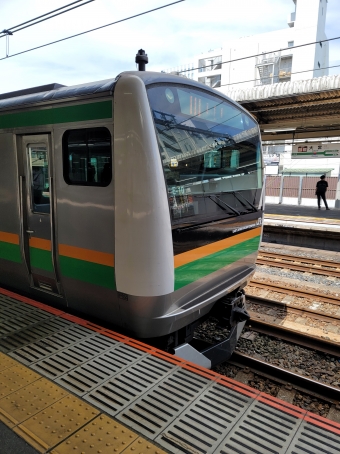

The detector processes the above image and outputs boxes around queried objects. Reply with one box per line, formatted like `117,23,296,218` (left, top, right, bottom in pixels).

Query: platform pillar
335,171,340,209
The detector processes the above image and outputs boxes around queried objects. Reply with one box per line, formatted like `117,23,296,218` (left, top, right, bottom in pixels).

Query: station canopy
225,75,340,142
282,167,334,175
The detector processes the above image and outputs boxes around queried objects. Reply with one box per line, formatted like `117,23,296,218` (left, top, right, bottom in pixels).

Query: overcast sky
1,0,339,93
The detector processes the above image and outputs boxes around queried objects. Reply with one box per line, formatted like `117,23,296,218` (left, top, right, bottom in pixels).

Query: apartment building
168,0,329,94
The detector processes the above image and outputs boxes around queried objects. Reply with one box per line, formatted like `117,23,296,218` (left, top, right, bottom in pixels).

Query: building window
198,56,222,73
198,75,221,88
288,41,294,48
257,64,274,85
256,54,292,86
63,127,112,186
279,56,292,82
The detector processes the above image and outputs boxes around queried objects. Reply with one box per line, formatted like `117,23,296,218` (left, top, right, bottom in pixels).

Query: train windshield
147,84,262,226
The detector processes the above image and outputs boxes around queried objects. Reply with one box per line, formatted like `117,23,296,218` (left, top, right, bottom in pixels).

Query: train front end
114,72,263,367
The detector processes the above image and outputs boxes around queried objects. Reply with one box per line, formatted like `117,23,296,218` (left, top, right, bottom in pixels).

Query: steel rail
229,351,340,404
258,251,340,268
245,318,340,357
246,294,340,322
257,252,340,278
247,280,340,306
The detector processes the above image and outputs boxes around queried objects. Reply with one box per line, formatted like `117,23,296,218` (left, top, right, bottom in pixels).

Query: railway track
244,281,340,355
245,310,340,357
247,291,340,317
247,279,340,306
196,278,340,353
229,351,340,405
256,251,340,278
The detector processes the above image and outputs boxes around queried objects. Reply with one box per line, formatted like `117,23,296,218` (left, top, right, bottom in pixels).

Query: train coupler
174,290,250,368
215,289,250,329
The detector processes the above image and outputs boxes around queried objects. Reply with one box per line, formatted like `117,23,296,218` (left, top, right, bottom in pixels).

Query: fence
265,175,338,206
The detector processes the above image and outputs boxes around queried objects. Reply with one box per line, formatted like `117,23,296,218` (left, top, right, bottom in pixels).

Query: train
0,69,264,368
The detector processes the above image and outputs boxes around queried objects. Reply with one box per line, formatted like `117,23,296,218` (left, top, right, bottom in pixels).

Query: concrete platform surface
264,203,339,220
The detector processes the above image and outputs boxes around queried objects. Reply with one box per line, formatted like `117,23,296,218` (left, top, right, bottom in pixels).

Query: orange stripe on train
174,227,262,268
59,244,114,267
29,237,51,251
0,231,19,245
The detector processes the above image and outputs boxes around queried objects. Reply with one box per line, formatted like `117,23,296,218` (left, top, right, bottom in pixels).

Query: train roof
0,71,242,112
0,78,116,111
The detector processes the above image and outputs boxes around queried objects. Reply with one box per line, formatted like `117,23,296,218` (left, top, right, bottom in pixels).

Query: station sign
292,142,340,159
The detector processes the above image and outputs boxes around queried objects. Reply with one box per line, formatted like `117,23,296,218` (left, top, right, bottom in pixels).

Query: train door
21,134,61,295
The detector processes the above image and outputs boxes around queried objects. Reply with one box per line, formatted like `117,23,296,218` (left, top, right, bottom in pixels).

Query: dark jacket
316,180,328,194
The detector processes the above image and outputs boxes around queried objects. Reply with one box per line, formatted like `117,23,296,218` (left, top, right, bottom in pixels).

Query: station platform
263,204,340,250
1,287,340,453
264,203,340,224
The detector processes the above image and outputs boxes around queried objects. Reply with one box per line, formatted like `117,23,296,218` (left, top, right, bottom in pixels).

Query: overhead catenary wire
220,63,340,89
0,0,94,38
0,0,185,61
177,36,340,75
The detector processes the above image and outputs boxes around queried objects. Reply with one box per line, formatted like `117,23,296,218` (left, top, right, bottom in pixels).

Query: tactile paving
85,354,176,416
50,414,139,454
0,352,18,371
14,394,100,453
0,377,67,427
0,364,40,398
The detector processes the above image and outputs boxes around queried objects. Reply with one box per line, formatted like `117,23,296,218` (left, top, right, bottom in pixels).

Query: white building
166,0,340,207
168,0,329,94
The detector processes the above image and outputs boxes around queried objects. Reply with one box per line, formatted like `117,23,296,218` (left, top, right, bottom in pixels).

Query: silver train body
0,72,264,366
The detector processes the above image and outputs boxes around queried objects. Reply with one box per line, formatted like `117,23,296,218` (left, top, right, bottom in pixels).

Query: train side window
63,127,112,186
29,145,50,214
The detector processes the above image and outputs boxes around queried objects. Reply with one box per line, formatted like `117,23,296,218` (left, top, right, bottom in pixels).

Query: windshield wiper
173,216,232,233
222,191,258,212
208,195,240,216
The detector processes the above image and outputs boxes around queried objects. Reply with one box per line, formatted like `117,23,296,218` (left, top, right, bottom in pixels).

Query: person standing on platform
316,175,330,210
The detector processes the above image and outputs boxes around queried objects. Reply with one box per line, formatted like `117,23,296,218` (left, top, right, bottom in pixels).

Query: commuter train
0,70,264,367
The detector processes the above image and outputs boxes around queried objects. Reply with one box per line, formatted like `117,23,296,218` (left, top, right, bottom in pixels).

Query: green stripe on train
59,256,116,290
174,236,261,290
29,247,54,272
0,100,112,129
0,241,21,263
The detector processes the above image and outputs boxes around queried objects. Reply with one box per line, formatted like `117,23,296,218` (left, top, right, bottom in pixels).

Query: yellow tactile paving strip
50,415,147,454
13,395,100,452
0,364,41,398
0,352,18,370
264,213,340,225
0,377,68,428
0,353,167,454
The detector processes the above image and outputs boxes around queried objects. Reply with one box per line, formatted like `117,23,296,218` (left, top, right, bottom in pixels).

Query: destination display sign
292,142,340,159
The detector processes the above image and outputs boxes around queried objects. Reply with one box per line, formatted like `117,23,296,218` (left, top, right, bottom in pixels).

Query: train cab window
63,127,112,186
28,145,50,214
147,84,262,225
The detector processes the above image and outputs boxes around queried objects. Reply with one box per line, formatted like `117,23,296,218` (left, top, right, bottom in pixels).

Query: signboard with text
292,142,340,159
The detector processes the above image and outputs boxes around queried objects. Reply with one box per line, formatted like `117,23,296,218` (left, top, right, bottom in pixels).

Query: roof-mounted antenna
135,49,148,71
